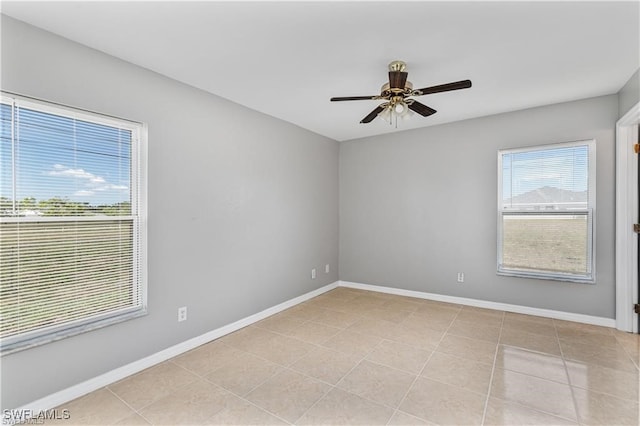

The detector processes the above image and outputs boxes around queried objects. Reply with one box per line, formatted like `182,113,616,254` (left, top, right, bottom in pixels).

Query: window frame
0,92,148,354
496,139,596,283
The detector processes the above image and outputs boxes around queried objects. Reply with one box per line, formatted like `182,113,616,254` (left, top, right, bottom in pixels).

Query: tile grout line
289,293,429,421
479,311,505,426
612,331,640,371
110,345,246,424
198,350,298,425
224,395,294,426
187,328,326,425
362,340,434,376
387,304,465,425
477,318,589,424
203,292,371,425
107,360,203,419
290,326,394,424
103,386,150,424
196,364,296,426
557,325,640,424
486,396,584,425
192,331,478,425
57,288,635,425
223,295,395,424
498,341,562,358
294,308,459,417
554,319,582,425
297,296,637,424
182,314,588,423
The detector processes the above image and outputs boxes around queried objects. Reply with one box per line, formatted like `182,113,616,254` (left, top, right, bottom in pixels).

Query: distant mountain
506,186,587,206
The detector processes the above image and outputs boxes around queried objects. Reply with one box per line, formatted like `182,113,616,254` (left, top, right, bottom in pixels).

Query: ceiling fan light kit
330,60,472,126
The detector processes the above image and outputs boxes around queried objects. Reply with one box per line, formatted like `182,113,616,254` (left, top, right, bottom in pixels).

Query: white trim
10,277,617,424
8,281,339,425
0,216,137,223
615,101,640,332
496,139,596,283
137,122,149,329
1,91,143,129
339,281,616,328
0,95,148,354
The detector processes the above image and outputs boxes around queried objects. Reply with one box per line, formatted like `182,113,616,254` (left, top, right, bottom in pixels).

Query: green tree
0,197,13,214
19,197,37,211
95,201,131,216
38,197,90,216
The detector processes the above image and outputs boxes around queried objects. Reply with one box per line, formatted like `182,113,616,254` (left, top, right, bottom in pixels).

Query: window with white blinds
0,93,147,353
497,140,595,283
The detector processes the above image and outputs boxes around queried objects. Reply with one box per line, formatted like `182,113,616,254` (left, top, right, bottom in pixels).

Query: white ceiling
2,1,639,141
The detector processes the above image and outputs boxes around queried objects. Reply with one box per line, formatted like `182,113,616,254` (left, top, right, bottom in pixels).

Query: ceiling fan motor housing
381,81,413,96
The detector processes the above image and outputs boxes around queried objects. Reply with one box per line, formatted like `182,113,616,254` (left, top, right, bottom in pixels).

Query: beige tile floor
46,288,640,425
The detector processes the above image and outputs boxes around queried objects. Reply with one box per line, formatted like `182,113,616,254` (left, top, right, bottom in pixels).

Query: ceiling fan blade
330,95,379,101
408,101,437,117
360,105,385,123
388,71,408,89
415,80,472,95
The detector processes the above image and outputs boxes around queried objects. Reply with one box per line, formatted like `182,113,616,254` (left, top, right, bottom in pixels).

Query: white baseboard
12,278,616,424
339,281,616,328
10,281,339,424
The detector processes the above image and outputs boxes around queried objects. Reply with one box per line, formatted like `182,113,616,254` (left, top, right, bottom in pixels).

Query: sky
502,145,589,202
1,103,131,208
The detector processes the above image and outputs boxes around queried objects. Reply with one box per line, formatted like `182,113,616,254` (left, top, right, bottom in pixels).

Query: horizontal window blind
497,140,595,282
0,94,146,351
501,145,590,210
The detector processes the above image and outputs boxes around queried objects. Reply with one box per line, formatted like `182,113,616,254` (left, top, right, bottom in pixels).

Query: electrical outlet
178,306,187,322
325,264,330,274
311,268,316,279
457,272,464,283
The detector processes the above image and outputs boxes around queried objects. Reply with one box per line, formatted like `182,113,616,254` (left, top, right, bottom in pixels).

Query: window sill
0,309,148,356
497,269,595,284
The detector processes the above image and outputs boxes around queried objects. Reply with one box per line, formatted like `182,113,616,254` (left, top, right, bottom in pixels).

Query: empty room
1,1,639,425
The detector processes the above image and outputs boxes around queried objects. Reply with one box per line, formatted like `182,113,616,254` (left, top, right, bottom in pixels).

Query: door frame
616,101,640,332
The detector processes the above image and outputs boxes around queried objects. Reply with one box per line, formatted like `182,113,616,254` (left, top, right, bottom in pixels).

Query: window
497,140,595,283
0,93,147,353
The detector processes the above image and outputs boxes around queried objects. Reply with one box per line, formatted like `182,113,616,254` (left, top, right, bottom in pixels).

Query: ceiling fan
330,60,472,124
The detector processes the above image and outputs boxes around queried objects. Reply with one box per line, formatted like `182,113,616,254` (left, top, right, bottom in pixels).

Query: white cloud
48,164,128,193
94,184,128,192
106,184,128,190
49,164,97,180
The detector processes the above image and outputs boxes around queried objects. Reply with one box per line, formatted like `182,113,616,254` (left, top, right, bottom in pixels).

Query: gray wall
0,11,628,411
1,16,339,410
618,68,639,118
340,95,618,319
